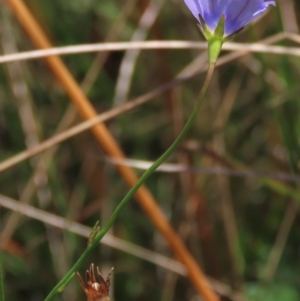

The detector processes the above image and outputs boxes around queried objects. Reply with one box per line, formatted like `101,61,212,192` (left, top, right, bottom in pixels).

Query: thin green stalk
44,62,216,301
0,253,5,301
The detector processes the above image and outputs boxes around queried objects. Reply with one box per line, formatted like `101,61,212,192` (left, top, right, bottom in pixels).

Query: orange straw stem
5,1,219,300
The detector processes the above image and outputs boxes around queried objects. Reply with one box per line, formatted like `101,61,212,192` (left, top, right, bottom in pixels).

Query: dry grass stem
1,37,300,64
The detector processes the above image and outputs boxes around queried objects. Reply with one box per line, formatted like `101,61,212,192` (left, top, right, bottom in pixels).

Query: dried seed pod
77,263,114,301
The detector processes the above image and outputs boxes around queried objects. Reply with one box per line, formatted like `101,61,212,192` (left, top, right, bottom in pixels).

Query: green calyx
199,14,225,63
208,38,223,63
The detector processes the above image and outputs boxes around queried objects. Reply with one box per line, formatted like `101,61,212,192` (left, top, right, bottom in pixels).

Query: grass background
0,0,300,300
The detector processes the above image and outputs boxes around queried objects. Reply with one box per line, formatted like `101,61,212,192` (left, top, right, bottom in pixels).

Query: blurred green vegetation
0,0,300,301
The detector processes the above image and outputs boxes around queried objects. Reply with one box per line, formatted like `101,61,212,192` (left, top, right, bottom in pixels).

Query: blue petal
224,0,276,35
184,0,275,37
200,0,231,31
184,0,231,29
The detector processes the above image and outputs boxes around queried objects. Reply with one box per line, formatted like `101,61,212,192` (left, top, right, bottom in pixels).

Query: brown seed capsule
76,263,114,301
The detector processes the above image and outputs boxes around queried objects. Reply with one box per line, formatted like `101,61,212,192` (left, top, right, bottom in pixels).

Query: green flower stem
0,253,5,301
44,62,216,301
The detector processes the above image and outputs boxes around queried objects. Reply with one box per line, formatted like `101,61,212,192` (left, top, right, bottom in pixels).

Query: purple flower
184,0,276,37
